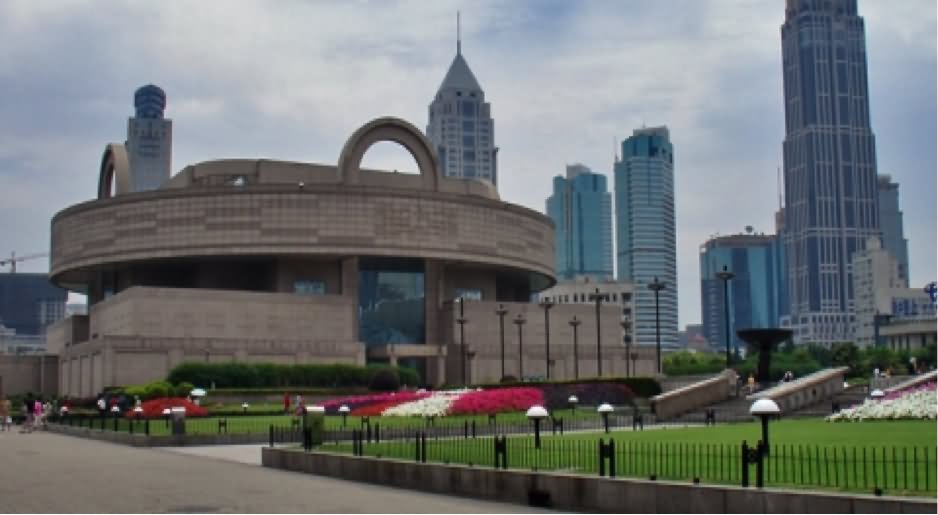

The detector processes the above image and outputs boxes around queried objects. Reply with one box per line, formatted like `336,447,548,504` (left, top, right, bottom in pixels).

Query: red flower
449,387,545,415
124,397,209,419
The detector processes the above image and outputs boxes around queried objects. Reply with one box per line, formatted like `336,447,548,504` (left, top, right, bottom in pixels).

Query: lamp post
647,277,666,375
339,404,350,427
495,304,509,381
513,314,526,380
621,317,632,377
456,297,468,386
597,403,614,434
870,389,885,400
588,288,606,377
749,399,780,455
569,316,581,380
715,265,736,368
526,405,549,449
540,299,554,380
567,395,578,420
630,352,639,376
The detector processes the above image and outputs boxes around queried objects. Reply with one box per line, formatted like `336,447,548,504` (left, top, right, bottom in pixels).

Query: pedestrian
747,374,756,394
33,398,43,431
97,396,106,417
283,393,291,414
0,396,10,432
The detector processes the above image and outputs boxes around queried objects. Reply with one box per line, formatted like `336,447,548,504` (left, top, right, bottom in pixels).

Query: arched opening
337,117,441,191
97,144,130,199
359,141,421,175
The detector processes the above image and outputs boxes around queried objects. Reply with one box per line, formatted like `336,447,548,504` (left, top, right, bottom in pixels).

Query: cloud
0,0,934,328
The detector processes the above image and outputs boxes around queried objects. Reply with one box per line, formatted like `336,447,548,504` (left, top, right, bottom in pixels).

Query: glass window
455,288,482,301
463,150,476,162
462,101,476,117
358,258,425,347
294,280,325,295
462,120,475,131
462,135,475,147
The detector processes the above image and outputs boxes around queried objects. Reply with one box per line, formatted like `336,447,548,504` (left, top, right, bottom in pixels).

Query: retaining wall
650,370,736,420
47,424,271,447
261,448,935,513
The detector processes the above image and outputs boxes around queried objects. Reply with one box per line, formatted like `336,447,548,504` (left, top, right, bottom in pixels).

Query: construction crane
0,251,49,273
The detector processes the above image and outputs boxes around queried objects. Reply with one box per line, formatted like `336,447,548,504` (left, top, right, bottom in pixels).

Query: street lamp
456,298,469,386
241,402,249,414
597,403,614,434
870,389,885,400
715,265,736,368
647,277,667,375
621,317,632,377
495,304,509,381
540,299,554,380
526,405,549,449
513,314,527,380
567,395,578,420
588,288,606,377
749,399,780,455
569,316,581,380
339,404,350,427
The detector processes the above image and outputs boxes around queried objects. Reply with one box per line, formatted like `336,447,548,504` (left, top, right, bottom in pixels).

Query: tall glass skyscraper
615,127,678,349
699,232,785,356
126,84,172,192
427,35,497,186
877,175,909,287
781,0,881,344
546,164,613,281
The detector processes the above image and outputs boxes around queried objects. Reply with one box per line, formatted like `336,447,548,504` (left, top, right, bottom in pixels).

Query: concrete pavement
0,429,549,513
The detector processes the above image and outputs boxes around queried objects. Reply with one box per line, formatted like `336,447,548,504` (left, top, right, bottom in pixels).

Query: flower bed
125,397,209,419
828,382,936,422
382,390,468,417
448,387,544,415
320,391,427,414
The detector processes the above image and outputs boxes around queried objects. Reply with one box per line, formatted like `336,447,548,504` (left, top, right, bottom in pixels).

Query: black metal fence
316,433,936,496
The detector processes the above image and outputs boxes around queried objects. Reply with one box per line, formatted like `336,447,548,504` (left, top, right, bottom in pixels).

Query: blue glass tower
781,0,881,344
615,127,678,349
700,232,784,355
546,164,613,281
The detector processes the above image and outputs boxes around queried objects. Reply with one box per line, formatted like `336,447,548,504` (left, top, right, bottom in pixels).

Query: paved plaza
0,430,548,513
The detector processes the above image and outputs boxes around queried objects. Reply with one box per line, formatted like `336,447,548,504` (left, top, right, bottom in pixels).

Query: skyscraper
781,0,881,344
126,84,172,192
615,127,678,349
877,175,909,287
546,164,613,281
426,21,497,186
699,231,784,356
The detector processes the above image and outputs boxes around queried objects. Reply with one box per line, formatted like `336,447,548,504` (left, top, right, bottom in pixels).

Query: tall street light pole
495,304,509,381
569,316,581,380
588,288,606,377
513,313,526,381
456,297,468,386
540,299,554,380
621,317,632,377
647,277,666,375
715,265,736,369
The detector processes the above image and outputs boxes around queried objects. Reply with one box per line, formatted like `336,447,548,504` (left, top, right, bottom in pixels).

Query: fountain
736,328,793,390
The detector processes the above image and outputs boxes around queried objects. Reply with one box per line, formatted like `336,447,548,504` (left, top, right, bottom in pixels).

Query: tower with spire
427,13,497,186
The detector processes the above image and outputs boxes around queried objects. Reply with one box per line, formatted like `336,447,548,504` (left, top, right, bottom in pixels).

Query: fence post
610,439,616,478
756,441,765,488
145,418,150,436
421,432,427,463
464,420,469,440
415,431,421,462
269,425,274,447
741,441,750,487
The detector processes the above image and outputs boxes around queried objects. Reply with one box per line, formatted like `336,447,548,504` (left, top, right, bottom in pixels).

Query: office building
877,175,909,286
781,0,882,344
546,164,613,281
426,30,497,185
126,84,173,192
851,237,905,347
699,230,785,356
614,126,678,349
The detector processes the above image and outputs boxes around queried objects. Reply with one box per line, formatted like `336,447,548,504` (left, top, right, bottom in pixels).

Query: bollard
269,425,274,447
420,432,427,463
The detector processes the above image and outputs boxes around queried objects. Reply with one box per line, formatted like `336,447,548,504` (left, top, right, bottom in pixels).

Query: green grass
316,419,937,496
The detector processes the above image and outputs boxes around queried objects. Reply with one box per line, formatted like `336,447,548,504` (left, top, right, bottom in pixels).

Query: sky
0,0,935,327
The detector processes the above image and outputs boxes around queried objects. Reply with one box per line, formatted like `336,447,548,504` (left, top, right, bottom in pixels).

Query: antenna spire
457,11,462,55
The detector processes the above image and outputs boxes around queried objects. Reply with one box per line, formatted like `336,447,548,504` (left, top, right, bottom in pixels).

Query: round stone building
50,117,633,396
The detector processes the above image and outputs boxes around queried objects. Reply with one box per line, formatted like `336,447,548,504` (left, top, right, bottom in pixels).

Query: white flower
827,388,937,422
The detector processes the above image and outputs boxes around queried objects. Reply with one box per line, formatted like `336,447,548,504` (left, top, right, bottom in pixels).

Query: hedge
166,362,420,390
469,376,662,399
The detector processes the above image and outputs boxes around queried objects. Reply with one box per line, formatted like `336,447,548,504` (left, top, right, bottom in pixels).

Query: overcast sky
0,0,934,327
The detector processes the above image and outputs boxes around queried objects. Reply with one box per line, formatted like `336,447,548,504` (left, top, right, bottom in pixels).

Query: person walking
747,374,756,394
0,396,10,432
283,393,291,414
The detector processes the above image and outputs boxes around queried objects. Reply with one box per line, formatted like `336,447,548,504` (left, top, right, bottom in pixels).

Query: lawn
316,419,937,496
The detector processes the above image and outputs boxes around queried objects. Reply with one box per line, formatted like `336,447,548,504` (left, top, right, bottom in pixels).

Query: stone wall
650,370,736,419
0,355,58,396
748,367,848,412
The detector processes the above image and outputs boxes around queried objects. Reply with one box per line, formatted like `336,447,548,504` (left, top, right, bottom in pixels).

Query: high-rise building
0,273,68,337
126,84,172,192
877,175,909,287
615,126,678,349
699,230,785,356
546,164,614,281
426,27,497,186
781,0,881,344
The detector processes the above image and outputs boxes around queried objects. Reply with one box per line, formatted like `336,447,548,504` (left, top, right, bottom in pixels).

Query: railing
316,433,936,496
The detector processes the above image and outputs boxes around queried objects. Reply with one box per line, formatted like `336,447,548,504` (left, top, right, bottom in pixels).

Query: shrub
167,362,420,389
368,368,400,391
